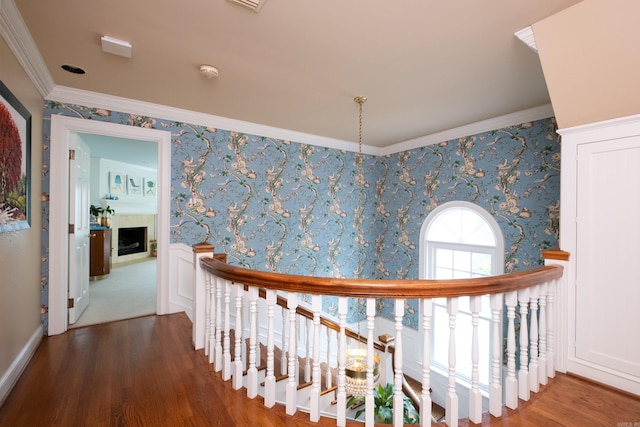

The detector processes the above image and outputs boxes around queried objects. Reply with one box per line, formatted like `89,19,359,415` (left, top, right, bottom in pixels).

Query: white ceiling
13,0,580,148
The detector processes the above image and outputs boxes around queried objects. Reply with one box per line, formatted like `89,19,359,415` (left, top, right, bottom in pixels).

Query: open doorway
70,133,159,328
48,115,172,336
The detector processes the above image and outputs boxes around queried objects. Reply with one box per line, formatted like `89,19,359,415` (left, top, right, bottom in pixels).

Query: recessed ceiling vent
228,0,267,12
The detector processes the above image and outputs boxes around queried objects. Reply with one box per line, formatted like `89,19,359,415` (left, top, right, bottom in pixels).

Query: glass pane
435,267,452,279
471,252,492,276
453,250,471,274
435,248,453,268
427,207,496,246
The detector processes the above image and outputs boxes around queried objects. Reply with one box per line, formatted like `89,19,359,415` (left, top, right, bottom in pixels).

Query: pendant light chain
354,96,366,280
345,96,380,398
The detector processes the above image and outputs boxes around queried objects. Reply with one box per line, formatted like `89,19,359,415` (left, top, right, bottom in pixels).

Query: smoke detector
228,0,267,12
199,65,219,79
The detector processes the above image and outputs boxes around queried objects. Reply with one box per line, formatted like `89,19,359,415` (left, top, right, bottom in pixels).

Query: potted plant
89,204,103,222
150,240,157,257
99,205,115,228
346,383,420,424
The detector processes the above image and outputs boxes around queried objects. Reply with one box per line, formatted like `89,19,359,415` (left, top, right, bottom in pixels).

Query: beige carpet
70,258,157,328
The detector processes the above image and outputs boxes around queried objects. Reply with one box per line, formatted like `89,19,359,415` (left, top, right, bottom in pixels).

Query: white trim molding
0,324,42,406
48,115,172,335
0,0,55,97
382,104,554,156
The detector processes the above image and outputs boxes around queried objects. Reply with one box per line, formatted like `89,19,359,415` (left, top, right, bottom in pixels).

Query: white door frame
49,115,172,336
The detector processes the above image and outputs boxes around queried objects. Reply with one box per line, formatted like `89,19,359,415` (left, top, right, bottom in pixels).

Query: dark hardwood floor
1,313,638,426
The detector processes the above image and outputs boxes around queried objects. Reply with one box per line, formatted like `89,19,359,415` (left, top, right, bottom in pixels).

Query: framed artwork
0,80,32,233
144,178,156,197
127,175,143,195
109,171,126,195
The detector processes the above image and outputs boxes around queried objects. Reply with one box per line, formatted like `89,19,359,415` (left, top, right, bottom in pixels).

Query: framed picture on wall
127,175,143,195
0,80,32,233
144,178,156,197
109,171,126,195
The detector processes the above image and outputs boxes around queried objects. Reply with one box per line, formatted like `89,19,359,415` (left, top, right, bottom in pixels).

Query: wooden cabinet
90,228,112,278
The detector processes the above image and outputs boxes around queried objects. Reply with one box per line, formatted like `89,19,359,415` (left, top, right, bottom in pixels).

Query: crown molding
381,104,555,156
0,0,55,97
515,26,538,53
557,113,640,143
49,85,555,158
46,85,373,155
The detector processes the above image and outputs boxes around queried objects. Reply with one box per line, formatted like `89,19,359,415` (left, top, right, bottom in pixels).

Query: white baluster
393,299,404,427
469,296,482,423
204,271,211,357
529,285,540,393
445,298,458,427
336,297,348,427
518,288,530,401
255,300,261,372
264,289,277,407
246,286,259,398
505,291,518,409
214,277,223,372
207,273,216,363
222,279,232,381
305,318,312,383
365,298,376,427
326,328,333,389
538,282,548,386
242,288,249,373
232,283,244,390
281,307,288,376
547,279,556,379
310,295,322,422
420,298,432,427
489,293,503,416
295,316,301,385
286,293,298,415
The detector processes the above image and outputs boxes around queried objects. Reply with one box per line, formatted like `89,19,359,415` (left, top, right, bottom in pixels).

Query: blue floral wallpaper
40,102,560,329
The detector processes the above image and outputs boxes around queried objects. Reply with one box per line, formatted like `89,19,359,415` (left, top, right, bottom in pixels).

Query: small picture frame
109,171,126,195
144,178,156,197
127,175,143,195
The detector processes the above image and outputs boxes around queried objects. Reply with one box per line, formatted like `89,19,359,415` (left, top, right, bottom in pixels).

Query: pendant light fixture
345,96,380,398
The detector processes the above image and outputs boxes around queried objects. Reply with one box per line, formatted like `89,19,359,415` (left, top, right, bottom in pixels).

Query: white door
68,138,91,324
576,135,640,379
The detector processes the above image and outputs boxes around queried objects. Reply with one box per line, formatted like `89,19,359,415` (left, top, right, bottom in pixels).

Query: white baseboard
0,325,43,406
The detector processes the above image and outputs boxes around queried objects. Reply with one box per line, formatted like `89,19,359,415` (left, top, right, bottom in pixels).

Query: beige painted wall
0,37,44,382
533,0,640,130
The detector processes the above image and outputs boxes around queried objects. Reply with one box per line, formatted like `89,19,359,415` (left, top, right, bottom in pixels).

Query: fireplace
118,226,147,256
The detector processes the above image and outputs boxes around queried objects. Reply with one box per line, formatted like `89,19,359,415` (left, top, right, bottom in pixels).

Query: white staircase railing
192,243,566,426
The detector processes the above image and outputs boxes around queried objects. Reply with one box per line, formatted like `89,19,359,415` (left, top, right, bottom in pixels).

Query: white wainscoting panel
170,243,195,319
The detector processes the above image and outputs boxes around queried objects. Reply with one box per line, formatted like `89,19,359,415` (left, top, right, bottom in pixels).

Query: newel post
192,242,215,350
542,248,570,374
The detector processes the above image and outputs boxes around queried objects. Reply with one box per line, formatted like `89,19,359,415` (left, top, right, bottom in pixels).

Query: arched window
419,201,504,389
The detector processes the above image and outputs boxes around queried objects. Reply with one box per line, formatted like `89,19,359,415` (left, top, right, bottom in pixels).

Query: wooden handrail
201,257,563,299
